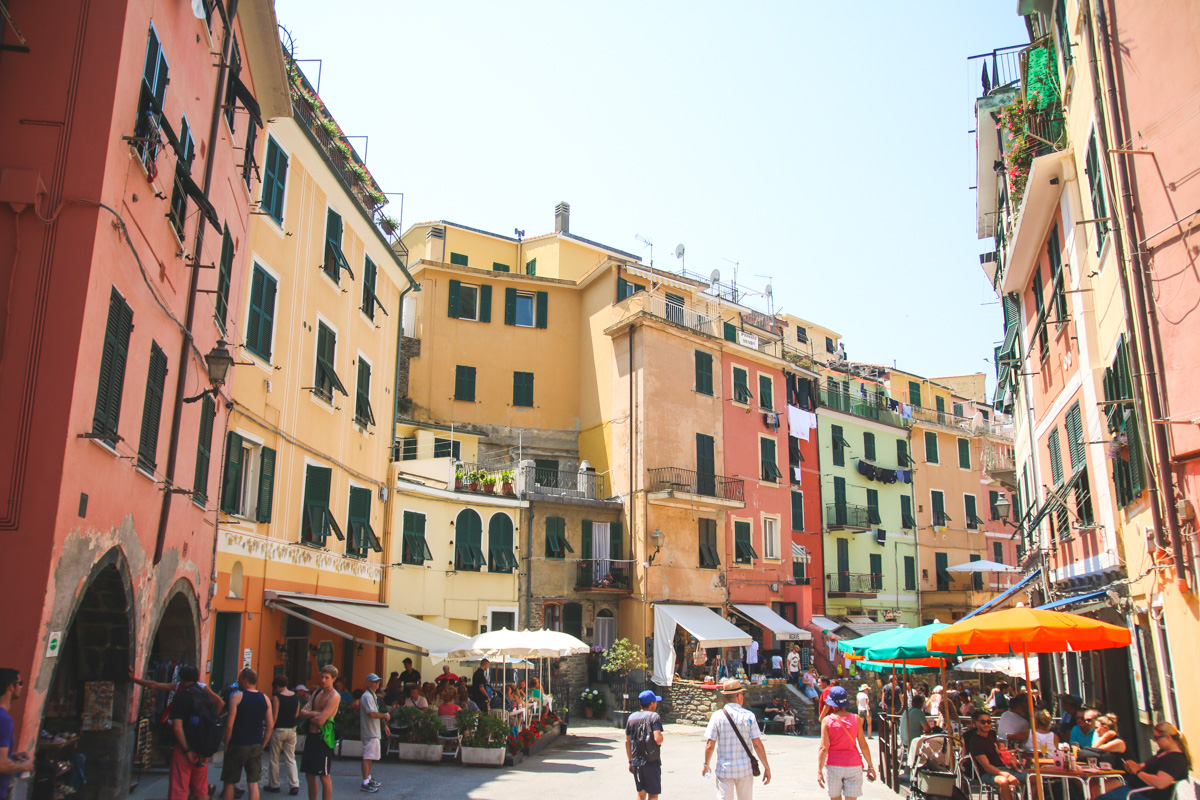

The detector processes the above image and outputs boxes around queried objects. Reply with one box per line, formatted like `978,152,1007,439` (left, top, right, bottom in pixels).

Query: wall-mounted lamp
356,643,364,655
183,339,253,403
992,496,1020,530
647,527,666,565
275,642,287,654
308,643,320,656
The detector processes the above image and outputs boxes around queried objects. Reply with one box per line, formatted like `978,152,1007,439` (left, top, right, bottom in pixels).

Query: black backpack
182,684,223,758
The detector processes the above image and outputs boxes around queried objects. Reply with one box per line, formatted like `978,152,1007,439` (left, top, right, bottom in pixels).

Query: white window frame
762,514,780,560
457,283,482,322
513,291,535,328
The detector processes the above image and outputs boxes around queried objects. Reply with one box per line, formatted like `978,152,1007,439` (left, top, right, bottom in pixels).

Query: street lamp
994,494,1013,523
647,527,665,565
184,339,251,403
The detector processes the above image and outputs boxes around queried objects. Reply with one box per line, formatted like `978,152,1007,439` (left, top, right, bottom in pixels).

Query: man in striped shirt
702,679,772,798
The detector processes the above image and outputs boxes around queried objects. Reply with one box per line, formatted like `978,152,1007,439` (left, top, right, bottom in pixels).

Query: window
958,438,971,470
488,514,517,573
167,116,195,240
454,365,476,402
866,489,881,525
314,322,347,401
449,252,469,266
953,402,964,418
454,509,486,571
1048,225,1067,324
136,342,168,472
994,542,1005,565
791,491,804,532
989,490,1003,521
901,495,916,529
924,431,939,464
760,437,782,482
241,113,258,190
863,432,876,462
724,321,738,342
763,517,779,559
971,554,984,591
563,602,582,639
492,262,509,272
361,256,387,320
792,555,808,584
665,292,685,325
261,137,288,224
1105,338,1144,507
1033,268,1050,359
965,495,982,529
245,265,277,361
825,336,835,353
698,519,720,568
734,520,757,564
525,258,536,276
831,425,848,467
869,554,883,591
694,351,713,395
931,490,949,527
616,276,644,301
433,438,461,460
904,556,916,591
1054,0,1073,69
220,435,276,521
402,511,432,565
732,367,752,403
448,280,491,322
513,371,534,407
323,209,353,284
1065,402,1085,472
544,604,561,632
1085,130,1109,255
696,434,715,494
534,459,560,487
133,26,169,169
897,440,910,467
935,552,951,591
346,486,381,557
504,288,540,327
544,516,572,559
399,437,418,461
936,395,946,418
908,381,922,408
214,224,234,330
796,326,808,343
758,375,773,410
193,396,216,505
300,464,341,546
93,288,134,443
223,34,241,131
355,357,374,427
1048,427,1064,486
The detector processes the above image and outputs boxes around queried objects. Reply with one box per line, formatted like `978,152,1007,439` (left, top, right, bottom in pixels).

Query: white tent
652,604,751,686
945,559,1019,573
955,656,1039,681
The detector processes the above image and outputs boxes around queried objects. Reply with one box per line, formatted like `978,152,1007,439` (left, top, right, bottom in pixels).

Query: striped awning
624,265,693,291
792,543,811,562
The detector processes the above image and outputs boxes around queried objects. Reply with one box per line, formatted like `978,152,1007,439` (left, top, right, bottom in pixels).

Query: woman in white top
1026,709,1058,755
856,684,873,738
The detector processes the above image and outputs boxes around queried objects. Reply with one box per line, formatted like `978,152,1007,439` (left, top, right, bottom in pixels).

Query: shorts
980,769,1026,788
300,735,333,776
632,760,662,795
362,737,380,761
825,765,864,798
221,743,263,785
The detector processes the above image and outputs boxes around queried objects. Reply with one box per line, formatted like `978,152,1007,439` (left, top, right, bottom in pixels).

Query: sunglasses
978,720,993,726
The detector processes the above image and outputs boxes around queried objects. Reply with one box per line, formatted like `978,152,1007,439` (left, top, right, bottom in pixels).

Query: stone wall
658,683,785,726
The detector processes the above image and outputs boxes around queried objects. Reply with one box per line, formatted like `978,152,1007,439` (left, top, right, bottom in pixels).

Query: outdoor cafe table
1019,760,1126,799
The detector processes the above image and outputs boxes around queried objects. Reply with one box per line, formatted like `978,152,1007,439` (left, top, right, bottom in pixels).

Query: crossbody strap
722,708,755,759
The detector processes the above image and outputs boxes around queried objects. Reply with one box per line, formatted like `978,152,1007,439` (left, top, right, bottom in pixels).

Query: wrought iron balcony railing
575,559,633,591
826,503,872,530
523,465,607,501
819,386,909,428
826,572,883,594
648,467,744,503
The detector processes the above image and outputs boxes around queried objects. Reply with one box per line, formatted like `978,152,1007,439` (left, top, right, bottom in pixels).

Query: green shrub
456,709,508,748
391,705,441,744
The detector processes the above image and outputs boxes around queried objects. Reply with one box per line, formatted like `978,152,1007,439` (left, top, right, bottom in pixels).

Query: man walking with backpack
625,690,665,800
167,665,225,800
223,668,274,800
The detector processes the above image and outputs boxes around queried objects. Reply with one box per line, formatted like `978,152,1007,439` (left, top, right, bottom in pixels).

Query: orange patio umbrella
927,606,1132,800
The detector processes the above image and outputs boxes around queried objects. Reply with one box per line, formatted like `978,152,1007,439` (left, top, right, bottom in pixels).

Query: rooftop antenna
674,243,685,273
723,258,740,302
756,274,775,314
514,228,524,242
635,234,653,267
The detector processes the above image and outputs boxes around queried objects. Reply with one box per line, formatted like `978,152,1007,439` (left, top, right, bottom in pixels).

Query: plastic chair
958,755,998,800
437,715,460,760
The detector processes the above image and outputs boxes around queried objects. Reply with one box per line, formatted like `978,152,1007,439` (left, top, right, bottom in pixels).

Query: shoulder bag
722,708,760,776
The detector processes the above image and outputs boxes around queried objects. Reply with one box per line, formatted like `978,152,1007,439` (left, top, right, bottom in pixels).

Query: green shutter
1126,408,1144,496
935,552,950,590
563,602,582,639
832,424,845,467
535,291,548,329
455,365,476,402
936,395,945,414
611,520,623,560
447,280,461,318
256,446,275,523
863,432,876,462
733,368,752,403
791,491,804,532
581,519,593,558
971,554,983,590
302,464,332,544
479,284,492,323
1066,403,1085,470
1048,427,1064,485
193,395,216,504
925,431,939,463
994,542,1004,564
262,137,287,224
932,490,945,522
695,351,713,395
908,380,922,408
759,375,773,410
93,288,134,440
449,252,468,266
137,342,168,472
958,438,971,470
904,556,916,590
866,488,880,524
215,224,234,329
246,265,276,360
355,359,374,426
965,494,978,527
990,490,1000,520
347,486,373,556
220,431,244,513
724,321,737,342
504,287,517,325
901,495,915,529
513,371,534,407
735,520,757,562
869,553,882,582
834,476,846,506
526,258,536,276
493,262,509,272
897,439,910,466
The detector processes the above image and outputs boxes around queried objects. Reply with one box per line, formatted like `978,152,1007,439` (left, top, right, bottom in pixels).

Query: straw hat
719,678,747,695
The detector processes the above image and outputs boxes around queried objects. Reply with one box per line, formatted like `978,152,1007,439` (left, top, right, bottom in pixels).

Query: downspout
523,507,534,630
154,5,235,564
382,270,418,613
1090,0,1186,591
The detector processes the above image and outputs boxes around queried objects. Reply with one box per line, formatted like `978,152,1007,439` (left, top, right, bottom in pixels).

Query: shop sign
46,631,62,657
243,648,252,668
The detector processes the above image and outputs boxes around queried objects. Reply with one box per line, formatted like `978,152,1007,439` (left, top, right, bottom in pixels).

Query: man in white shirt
996,694,1031,745
402,686,428,710
703,679,772,799
746,640,760,676
769,652,783,679
786,647,801,686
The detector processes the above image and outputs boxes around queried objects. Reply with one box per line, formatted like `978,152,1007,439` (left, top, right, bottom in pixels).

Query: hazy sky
276,1,1029,387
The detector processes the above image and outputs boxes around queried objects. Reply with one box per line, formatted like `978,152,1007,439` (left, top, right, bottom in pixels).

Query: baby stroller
909,733,958,800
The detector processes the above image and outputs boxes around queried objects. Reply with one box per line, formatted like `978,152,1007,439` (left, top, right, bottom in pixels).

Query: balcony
982,441,1017,489
523,464,608,502
648,467,745,508
575,559,633,593
636,293,721,338
826,572,882,598
825,503,872,531
819,386,908,428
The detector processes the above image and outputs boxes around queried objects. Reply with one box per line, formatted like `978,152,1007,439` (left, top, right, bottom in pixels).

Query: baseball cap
826,686,850,708
638,690,662,705
294,684,309,692
365,673,381,683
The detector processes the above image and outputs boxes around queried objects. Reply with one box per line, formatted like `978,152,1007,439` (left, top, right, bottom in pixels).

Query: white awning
272,594,469,661
792,543,810,562
624,265,694,291
651,604,752,686
810,616,840,632
733,604,811,641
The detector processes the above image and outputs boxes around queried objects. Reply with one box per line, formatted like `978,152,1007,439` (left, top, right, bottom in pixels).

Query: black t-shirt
1131,750,1190,800
470,669,489,705
275,694,299,728
881,684,901,712
170,684,196,724
399,669,421,687
969,732,1006,774
626,710,664,764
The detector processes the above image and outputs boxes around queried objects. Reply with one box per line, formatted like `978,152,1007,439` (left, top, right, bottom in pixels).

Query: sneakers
359,784,379,793
368,780,381,788
264,789,281,795
288,789,299,796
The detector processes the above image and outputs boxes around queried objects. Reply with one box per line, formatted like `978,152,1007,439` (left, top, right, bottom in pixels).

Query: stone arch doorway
131,584,199,772
41,557,133,800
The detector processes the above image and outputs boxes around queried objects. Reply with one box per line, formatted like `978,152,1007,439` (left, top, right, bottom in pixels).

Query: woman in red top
818,686,875,800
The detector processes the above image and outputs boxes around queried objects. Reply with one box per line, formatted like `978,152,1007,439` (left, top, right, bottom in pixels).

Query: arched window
229,561,244,598
454,509,484,571
595,608,616,652
488,514,516,573
544,604,562,632
563,602,583,640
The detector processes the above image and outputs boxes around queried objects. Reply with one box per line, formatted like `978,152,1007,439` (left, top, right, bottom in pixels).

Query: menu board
82,681,114,731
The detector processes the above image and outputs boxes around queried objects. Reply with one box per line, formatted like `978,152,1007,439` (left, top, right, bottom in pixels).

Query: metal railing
826,503,872,529
575,559,634,591
826,572,883,594
638,293,721,338
523,465,607,501
983,441,1016,473
819,386,909,428
969,44,1025,97
648,467,744,502
455,462,516,495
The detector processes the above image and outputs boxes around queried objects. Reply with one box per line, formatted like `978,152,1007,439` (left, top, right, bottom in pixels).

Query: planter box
461,746,506,767
337,739,363,759
526,726,562,757
395,742,443,763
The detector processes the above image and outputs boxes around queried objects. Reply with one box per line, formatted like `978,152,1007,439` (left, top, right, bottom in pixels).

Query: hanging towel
793,467,803,484
857,460,871,478
787,405,813,441
880,469,897,484
798,408,818,432
888,398,899,412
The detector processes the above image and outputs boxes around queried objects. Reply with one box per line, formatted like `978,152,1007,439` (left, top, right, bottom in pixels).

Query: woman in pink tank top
818,685,876,800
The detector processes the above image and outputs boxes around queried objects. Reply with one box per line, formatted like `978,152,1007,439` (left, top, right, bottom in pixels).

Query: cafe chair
958,755,999,800
438,715,460,760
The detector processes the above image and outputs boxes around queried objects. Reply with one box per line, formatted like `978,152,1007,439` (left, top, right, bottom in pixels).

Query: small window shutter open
611,520,623,560
479,284,492,323
791,491,804,531
220,432,244,513
724,321,737,342
256,446,275,522
93,288,134,439
581,519,593,559
193,395,216,504
137,342,169,471
504,287,517,325
535,291,548,329
447,280,461,318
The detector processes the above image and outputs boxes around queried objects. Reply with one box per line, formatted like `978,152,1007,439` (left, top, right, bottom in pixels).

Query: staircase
783,683,820,735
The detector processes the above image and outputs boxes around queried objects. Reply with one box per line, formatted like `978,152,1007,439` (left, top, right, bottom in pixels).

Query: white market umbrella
945,559,1020,573
444,628,547,660
523,629,590,656
955,656,1040,681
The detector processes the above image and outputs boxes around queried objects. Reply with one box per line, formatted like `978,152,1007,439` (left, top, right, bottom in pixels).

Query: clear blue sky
276,1,1029,387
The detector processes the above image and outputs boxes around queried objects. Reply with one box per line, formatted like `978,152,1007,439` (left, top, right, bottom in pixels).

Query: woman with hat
856,684,873,739
818,685,875,800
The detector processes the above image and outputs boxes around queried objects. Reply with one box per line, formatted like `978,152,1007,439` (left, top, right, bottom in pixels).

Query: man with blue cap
625,689,666,799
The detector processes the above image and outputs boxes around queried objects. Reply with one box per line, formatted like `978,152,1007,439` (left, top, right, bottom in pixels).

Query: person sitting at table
385,672,402,693
960,688,977,717
528,676,545,706
1026,709,1059,756
434,665,460,687
1092,714,1126,755
515,679,528,705
969,710,1026,800
1095,722,1192,800
1071,709,1100,748
1056,694,1084,740
403,685,428,709
900,693,932,752
437,688,461,721
457,685,479,712
997,694,1032,745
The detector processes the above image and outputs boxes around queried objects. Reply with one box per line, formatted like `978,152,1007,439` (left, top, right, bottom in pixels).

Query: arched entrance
38,560,133,800
131,587,199,773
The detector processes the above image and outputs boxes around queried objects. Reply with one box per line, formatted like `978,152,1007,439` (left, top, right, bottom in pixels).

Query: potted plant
602,637,648,726
318,116,340,140
467,470,485,492
480,474,497,494
333,702,362,758
578,688,605,719
456,709,508,767
390,706,442,762
455,468,466,490
378,214,400,237
499,470,515,495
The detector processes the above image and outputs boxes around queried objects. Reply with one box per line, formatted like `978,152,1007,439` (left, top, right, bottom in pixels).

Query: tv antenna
723,258,740,301
674,243,685,272
635,234,653,267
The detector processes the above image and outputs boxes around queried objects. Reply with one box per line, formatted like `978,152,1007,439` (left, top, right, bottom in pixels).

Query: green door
836,538,849,592
696,433,715,496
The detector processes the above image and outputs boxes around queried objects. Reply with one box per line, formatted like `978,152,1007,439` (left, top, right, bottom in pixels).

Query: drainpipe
523,505,534,630
381,274,419,610
1089,0,1186,591
154,5,235,564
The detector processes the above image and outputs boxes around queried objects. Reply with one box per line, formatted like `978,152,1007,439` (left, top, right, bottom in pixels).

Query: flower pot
467,483,479,492
461,746,506,767
501,482,514,495
337,739,364,758
395,742,443,763
456,480,463,490
483,484,495,494
583,708,594,719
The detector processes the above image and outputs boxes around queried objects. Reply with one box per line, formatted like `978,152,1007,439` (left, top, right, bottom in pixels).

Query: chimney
554,201,570,234
426,225,446,263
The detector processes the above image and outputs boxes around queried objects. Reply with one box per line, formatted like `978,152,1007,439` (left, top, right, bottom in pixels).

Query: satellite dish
765,283,773,296
674,244,685,259
192,0,207,17
710,268,720,283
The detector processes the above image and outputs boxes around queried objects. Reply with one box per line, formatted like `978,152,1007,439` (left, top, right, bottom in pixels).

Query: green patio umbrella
863,622,954,662
857,660,939,674
836,626,908,659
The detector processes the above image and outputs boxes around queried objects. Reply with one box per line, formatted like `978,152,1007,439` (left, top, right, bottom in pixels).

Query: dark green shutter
834,476,846,507
535,291,548,328
348,486,371,555
256,446,275,522
526,258,536,276
504,287,517,325
936,395,945,414
93,288,134,439
610,520,623,560
904,556,916,590
1048,427,1064,485
696,433,715,477
1066,403,1085,470
1126,408,1144,496
215,224,234,329
791,491,804,532
869,553,882,582
989,490,1000,520
355,359,374,426
897,439,909,466
759,375,773,410
513,371,534,407
450,252,468,266
246,266,276,360
832,424,845,466
908,380,922,408
695,351,713,395
994,542,1004,564
971,554,983,590
262,137,287,224
936,552,950,590
932,490,945,522
724,321,737,342
447,280,461,318
965,494,978,527
863,432,876,462
563,602,582,639
137,342,168,472
303,464,332,544
479,284,492,323
193,395,216,503
220,432,244,513
866,488,880,524
581,520,593,558
901,494,915,528
925,431,938,463
493,262,509,272
958,438,971,470
455,365,475,402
